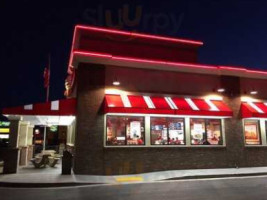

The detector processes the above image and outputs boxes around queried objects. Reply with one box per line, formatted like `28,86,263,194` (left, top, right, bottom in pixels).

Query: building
3,25,267,175
66,25,267,175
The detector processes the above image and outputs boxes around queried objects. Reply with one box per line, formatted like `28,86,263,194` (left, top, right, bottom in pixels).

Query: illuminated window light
108,104,115,107
143,96,155,109
185,98,199,111
121,94,131,108
205,99,219,111
248,102,264,113
217,88,225,93
165,97,178,109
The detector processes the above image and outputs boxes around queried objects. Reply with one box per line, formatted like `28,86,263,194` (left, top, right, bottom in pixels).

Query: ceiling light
112,81,120,86
250,91,258,95
217,88,225,93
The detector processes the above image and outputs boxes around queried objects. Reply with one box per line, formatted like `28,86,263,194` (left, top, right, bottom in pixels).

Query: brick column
73,64,105,174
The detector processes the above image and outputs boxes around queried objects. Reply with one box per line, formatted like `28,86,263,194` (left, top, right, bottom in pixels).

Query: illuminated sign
0,121,10,127
0,128,10,133
0,121,10,133
50,125,58,132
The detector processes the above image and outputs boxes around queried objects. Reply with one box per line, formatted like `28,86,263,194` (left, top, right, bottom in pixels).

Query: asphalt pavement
2,175,267,200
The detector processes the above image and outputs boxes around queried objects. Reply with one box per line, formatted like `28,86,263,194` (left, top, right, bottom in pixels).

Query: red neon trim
74,51,112,58
220,66,267,75
167,61,217,70
73,50,267,76
75,25,204,46
112,55,167,65
219,66,246,71
247,69,267,75
73,50,218,70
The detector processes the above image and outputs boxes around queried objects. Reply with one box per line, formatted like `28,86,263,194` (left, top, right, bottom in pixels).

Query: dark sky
1,0,267,109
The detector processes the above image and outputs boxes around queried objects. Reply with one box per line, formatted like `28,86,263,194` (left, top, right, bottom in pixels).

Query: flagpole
46,54,51,102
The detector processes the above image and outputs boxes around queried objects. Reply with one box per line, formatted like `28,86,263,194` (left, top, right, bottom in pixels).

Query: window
106,115,145,146
244,120,261,145
151,117,185,145
190,118,222,145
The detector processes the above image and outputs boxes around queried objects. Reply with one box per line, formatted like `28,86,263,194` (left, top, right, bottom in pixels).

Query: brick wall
74,64,267,175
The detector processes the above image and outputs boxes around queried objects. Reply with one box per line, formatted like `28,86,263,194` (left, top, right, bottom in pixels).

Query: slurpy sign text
83,4,184,35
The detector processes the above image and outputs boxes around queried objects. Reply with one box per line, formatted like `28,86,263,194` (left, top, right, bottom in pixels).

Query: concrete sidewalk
1,167,267,186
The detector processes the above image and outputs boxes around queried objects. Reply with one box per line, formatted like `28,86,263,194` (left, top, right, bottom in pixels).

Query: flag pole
43,54,50,152
46,54,51,102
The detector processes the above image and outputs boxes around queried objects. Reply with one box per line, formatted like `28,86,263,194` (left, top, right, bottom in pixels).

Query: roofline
72,50,267,79
67,25,267,80
67,25,204,73
75,25,204,46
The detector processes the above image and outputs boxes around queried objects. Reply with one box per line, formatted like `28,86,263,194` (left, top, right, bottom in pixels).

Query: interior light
217,88,225,93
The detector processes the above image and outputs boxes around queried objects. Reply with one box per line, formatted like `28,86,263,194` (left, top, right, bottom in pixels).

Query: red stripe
150,97,170,109
127,95,147,108
105,95,124,107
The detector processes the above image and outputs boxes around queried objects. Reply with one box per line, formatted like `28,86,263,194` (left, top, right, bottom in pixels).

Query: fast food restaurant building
63,25,267,175
5,25,267,175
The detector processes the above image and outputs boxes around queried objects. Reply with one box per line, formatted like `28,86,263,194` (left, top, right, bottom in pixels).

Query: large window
106,116,145,146
151,117,185,145
190,118,222,145
244,120,261,145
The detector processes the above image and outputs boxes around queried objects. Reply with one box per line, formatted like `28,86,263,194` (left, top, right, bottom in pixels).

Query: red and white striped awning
105,94,232,117
2,99,76,116
241,101,267,118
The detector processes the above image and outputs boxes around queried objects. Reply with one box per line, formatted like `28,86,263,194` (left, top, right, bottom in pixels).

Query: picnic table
31,150,62,168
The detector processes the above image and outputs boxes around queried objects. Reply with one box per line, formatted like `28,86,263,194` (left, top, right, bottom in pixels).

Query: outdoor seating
48,156,60,167
31,151,62,168
30,154,49,168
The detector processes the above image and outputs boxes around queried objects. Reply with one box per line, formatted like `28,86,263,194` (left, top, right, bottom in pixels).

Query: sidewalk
1,167,267,187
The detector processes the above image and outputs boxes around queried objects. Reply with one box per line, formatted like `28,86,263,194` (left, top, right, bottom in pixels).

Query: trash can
62,150,72,175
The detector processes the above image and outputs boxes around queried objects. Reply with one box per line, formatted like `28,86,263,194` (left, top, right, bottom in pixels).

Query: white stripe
24,104,33,110
51,100,59,110
165,97,178,109
205,99,219,111
120,94,131,108
143,96,155,109
264,103,267,107
185,98,199,111
248,102,264,113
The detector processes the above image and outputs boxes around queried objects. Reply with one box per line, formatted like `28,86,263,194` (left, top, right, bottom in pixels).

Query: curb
160,172,267,181
0,182,102,188
1,172,267,188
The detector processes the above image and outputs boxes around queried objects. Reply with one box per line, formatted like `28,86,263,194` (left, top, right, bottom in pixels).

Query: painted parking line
115,176,144,182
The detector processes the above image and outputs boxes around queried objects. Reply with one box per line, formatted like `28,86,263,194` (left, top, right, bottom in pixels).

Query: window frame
243,119,262,146
150,117,186,146
189,118,223,146
105,115,146,146
104,114,226,148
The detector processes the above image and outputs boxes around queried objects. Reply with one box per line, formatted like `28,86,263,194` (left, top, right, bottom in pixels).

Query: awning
105,94,232,117
2,99,76,116
241,101,267,118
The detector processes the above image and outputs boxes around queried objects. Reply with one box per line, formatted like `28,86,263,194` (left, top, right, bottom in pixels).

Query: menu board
191,123,204,140
169,122,184,140
245,122,260,144
130,121,141,138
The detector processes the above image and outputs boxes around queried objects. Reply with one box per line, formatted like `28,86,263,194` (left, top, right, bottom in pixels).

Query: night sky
1,0,267,110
